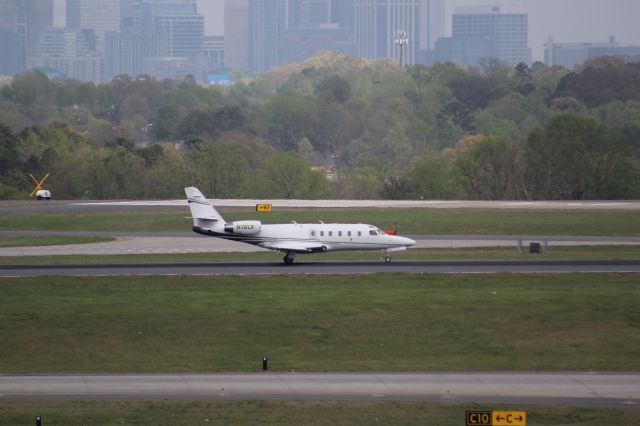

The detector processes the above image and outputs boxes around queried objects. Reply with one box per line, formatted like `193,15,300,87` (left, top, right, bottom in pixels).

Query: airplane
185,187,415,264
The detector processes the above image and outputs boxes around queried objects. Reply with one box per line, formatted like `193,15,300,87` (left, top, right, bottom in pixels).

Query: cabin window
329,231,333,236
338,231,342,236
348,231,352,237
357,231,362,236
310,230,316,237
320,231,324,236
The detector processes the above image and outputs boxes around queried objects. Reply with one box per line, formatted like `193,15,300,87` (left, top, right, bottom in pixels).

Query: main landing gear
283,252,296,264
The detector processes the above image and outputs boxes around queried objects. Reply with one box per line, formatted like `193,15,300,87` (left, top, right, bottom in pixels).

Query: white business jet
185,187,415,264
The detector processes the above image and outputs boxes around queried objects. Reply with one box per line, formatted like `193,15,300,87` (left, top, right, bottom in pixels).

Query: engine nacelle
224,220,261,235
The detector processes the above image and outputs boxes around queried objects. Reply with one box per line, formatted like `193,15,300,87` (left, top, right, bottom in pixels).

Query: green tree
408,153,462,199
263,95,314,150
256,152,329,199
524,113,640,199
449,135,523,200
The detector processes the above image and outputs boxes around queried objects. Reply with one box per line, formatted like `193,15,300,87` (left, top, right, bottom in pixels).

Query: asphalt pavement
1,372,638,408
2,259,640,277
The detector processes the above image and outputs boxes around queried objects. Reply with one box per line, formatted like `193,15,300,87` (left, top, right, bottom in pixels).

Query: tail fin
185,187,225,228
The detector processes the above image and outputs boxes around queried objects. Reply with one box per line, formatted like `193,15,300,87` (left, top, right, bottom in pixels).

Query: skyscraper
248,0,286,74
66,0,128,49
444,6,529,66
224,0,249,72
352,0,421,65
425,0,444,50
155,13,204,57
0,0,53,62
103,0,204,81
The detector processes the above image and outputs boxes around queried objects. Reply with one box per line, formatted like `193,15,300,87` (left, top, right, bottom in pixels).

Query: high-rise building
102,0,205,81
248,0,286,74
352,0,421,65
203,35,225,67
66,0,132,50
155,13,204,57
433,6,528,66
37,27,101,82
104,25,166,80
424,0,444,50
136,0,197,28
224,0,249,72
0,0,53,69
0,27,25,75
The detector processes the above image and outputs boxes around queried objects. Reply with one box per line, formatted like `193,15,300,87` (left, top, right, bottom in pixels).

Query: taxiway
1,372,638,408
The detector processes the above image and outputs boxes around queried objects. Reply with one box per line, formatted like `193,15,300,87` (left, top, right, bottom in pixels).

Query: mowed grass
0,236,114,247
0,207,639,235
1,245,640,265
1,274,638,373
2,401,639,426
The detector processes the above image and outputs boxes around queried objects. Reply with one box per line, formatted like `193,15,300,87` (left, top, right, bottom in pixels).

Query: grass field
1,207,639,235
1,274,638,373
1,245,640,265
1,400,639,426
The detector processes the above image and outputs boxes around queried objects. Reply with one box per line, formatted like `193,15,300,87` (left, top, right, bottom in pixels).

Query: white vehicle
35,189,51,200
185,187,415,264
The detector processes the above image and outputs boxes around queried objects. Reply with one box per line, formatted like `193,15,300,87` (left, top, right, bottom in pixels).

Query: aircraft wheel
283,255,294,264
384,256,391,263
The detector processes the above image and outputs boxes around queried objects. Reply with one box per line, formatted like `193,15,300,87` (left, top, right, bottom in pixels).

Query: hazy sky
53,0,640,63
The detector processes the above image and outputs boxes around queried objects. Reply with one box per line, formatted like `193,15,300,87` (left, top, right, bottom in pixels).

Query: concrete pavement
1,372,638,408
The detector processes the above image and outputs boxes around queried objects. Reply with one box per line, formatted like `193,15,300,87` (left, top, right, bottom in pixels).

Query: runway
2,259,640,277
1,372,638,408
1,230,639,257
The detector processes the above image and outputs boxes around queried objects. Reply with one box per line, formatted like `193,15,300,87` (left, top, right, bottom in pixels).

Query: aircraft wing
261,240,327,253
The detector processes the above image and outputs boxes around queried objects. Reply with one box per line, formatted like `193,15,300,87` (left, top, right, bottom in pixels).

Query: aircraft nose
400,236,416,246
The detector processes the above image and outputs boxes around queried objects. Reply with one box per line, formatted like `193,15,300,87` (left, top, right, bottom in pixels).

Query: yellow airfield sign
466,410,526,426
256,203,272,212
492,411,526,426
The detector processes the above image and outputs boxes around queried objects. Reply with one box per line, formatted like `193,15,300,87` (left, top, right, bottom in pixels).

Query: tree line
1,53,639,200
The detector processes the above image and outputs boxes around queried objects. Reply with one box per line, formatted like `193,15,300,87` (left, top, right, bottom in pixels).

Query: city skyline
48,0,640,63
3,0,638,82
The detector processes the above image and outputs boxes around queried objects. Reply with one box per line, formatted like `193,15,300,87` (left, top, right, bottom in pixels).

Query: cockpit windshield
368,226,382,236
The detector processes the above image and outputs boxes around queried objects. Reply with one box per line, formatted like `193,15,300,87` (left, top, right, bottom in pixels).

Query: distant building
0,27,25,75
37,27,101,82
545,36,640,69
224,0,249,72
425,0,444,50
140,55,207,80
66,0,130,50
352,0,422,66
248,0,287,74
430,6,529,67
206,70,231,85
155,13,204,57
104,25,166,80
330,0,354,29
203,35,225,67
102,0,205,82
279,25,357,64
